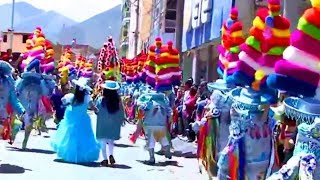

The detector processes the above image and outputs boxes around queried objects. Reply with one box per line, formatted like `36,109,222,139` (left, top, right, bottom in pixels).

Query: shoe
147,148,155,165
145,159,155,165
164,146,172,159
100,160,108,167
109,155,116,165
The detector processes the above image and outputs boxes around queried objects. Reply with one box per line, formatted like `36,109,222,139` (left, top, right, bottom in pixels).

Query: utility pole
175,0,185,63
9,0,15,51
134,0,140,56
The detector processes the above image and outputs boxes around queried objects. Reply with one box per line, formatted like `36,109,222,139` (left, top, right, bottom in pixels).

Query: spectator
183,86,198,141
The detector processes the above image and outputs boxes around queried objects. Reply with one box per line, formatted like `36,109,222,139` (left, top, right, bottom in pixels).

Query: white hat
72,77,92,92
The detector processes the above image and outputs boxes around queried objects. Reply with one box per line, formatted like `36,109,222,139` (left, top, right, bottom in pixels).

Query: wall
137,0,153,53
235,0,255,36
0,33,26,53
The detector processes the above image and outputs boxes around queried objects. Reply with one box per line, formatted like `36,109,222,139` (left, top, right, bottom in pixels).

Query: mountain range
0,2,122,48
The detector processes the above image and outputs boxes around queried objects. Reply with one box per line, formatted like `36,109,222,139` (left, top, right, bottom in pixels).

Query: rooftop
1,31,33,35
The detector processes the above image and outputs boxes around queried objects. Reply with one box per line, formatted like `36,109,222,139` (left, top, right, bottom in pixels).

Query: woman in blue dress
51,78,100,164
95,80,125,166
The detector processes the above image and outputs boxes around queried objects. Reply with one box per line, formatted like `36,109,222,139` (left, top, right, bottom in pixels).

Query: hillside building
0,31,32,54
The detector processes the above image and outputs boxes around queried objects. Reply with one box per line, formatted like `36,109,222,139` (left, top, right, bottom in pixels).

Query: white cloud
0,0,122,22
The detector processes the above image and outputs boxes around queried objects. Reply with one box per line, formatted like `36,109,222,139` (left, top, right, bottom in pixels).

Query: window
3,35,7,42
123,30,128,37
165,10,176,20
22,35,29,43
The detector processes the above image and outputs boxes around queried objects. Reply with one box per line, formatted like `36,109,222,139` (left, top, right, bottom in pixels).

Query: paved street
0,113,208,180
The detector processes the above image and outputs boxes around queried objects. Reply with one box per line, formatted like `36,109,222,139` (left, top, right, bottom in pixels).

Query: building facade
127,0,138,59
149,0,177,45
137,0,153,54
0,31,32,53
181,0,233,84
119,0,131,58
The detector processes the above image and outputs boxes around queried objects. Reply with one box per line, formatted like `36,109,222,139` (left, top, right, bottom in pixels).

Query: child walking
95,80,125,166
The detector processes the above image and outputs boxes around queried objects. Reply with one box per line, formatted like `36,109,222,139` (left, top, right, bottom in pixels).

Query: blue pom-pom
155,48,160,54
226,18,234,29
265,16,274,28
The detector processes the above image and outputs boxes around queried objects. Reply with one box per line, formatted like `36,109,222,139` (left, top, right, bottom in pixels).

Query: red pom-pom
155,37,162,42
36,27,42,31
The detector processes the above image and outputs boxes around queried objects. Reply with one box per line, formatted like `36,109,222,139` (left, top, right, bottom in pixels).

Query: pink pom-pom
230,8,238,20
268,0,280,4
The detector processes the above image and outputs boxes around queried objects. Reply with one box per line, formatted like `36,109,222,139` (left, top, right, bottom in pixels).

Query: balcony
122,17,130,26
123,11,131,18
120,37,129,48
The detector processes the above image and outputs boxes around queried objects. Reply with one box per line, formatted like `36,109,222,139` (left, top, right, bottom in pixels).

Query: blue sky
0,0,122,22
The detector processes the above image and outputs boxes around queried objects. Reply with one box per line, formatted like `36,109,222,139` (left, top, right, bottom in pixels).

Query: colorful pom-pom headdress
217,7,244,83
97,37,120,81
266,0,320,124
143,37,181,92
267,0,320,98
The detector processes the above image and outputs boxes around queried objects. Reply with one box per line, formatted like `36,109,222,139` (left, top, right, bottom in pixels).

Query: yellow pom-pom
317,62,320,70
311,0,320,8
255,70,265,81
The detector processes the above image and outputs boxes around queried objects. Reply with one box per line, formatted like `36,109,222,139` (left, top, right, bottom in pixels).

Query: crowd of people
2,0,320,179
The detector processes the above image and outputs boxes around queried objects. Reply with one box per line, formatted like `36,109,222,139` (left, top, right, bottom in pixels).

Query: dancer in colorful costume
16,27,56,148
191,7,243,178
0,61,26,144
266,0,320,178
58,48,76,92
81,58,94,79
216,4,287,175
97,36,121,82
41,40,55,74
268,120,319,179
122,57,138,84
217,86,277,179
136,91,172,164
21,34,46,73
136,51,148,83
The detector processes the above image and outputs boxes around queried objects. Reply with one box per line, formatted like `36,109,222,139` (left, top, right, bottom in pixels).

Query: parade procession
0,0,320,179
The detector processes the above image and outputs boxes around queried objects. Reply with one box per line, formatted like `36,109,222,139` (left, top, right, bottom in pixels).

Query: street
0,113,208,180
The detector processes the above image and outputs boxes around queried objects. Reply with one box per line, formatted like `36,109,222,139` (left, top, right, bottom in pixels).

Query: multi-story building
136,0,153,54
149,0,177,44
126,0,178,58
119,0,131,58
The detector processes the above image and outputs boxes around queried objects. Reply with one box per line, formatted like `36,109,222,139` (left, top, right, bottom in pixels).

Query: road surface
0,113,210,180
